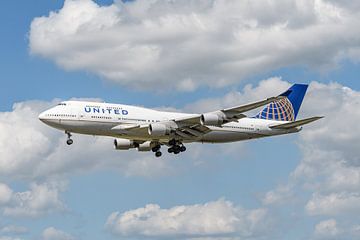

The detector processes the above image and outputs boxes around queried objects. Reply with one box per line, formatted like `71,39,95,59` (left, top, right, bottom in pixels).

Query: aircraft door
252,123,261,132
78,109,85,120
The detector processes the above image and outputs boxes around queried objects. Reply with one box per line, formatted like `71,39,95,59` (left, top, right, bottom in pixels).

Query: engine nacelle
200,113,224,126
148,123,171,137
137,141,154,151
114,139,136,150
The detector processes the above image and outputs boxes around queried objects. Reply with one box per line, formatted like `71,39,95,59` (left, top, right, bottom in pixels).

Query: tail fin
255,84,308,121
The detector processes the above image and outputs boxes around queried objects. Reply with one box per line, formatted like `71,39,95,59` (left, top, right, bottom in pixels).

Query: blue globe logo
256,97,295,121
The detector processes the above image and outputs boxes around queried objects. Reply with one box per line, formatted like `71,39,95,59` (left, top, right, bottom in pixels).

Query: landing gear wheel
174,150,180,154
155,151,162,157
66,139,73,145
180,145,186,152
152,145,161,152
168,147,174,153
168,139,176,146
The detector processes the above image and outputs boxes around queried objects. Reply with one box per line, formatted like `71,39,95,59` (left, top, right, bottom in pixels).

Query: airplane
38,84,322,157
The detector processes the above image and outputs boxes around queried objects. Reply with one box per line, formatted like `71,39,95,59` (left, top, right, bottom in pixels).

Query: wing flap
269,116,323,129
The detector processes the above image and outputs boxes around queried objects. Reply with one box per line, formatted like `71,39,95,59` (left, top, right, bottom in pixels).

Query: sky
0,0,360,240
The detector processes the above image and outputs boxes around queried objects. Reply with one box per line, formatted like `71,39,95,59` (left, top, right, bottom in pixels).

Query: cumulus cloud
0,100,56,179
0,225,27,235
0,184,13,205
0,100,180,180
257,80,360,236
29,0,360,91
184,77,290,113
306,193,360,216
0,237,23,240
262,184,294,206
314,219,341,239
106,199,269,239
294,82,360,219
1,182,66,218
313,220,360,239
42,227,75,240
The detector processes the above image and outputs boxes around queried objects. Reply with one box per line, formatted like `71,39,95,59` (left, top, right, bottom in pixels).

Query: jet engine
114,139,136,150
148,123,171,137
200,113,225,126
137,141,155,151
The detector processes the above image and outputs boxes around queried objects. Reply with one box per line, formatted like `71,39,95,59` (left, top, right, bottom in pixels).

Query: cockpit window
57,103,67,106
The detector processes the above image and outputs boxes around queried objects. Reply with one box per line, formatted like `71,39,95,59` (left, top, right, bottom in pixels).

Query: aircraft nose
38,111,48,122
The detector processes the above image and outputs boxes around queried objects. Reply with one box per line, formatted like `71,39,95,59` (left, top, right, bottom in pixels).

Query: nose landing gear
65,131,73,145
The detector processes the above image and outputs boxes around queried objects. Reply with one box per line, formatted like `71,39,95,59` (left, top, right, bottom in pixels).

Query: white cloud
0,184,13,205
296,82,360,168
184,77,290,113
106,199,268,239
306,192,360,216
314,219,341,239
0,100,180,180
0,100,56,179
29,0,360,91
0,225,27,235
42,227,75,240
259,80,360,236
0,237,23,240
2,182,66,218
262,184,294,206
292,81,360,195
313,220,360,239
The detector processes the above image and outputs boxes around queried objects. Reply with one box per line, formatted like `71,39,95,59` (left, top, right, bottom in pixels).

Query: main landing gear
167,139,186,155
150,139,187,157
151,145,162,157
65,131,73,145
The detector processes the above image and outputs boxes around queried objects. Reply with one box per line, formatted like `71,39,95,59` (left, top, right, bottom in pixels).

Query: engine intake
148,123,171,137
200,113,224,126
114,139,136,150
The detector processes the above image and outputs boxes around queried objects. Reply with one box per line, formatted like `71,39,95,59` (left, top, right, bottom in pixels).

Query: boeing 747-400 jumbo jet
39,84,322,157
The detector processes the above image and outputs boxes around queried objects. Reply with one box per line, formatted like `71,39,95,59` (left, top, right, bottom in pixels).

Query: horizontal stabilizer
269,116,323,130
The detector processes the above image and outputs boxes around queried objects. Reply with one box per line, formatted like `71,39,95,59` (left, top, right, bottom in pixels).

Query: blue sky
1,1,360,240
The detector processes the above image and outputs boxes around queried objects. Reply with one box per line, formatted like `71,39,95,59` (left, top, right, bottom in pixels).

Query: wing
170,96,285,139
221,96,284,121
173,96,284,125
111,96,284,141
269,116,324,129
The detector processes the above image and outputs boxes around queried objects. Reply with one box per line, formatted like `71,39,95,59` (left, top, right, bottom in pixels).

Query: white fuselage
38,101,300,143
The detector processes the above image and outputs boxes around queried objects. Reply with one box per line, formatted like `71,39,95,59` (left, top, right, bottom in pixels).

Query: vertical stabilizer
255,84,308,121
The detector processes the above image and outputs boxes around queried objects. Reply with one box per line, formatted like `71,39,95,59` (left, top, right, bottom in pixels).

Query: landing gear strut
65,131,73,145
